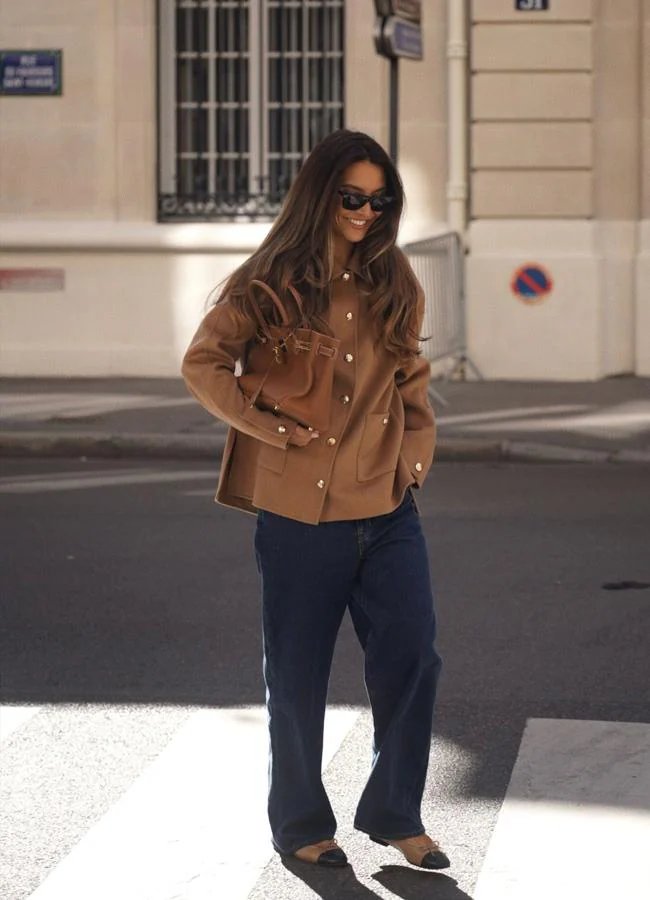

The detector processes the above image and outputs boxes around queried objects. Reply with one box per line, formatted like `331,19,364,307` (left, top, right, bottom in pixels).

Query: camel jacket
181,257,436,525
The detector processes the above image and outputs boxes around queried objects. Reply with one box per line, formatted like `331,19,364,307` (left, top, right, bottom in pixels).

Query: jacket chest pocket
257,442,288,475
357,411,400,482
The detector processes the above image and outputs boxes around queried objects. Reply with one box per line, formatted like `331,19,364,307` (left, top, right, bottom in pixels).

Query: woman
182,130,449,871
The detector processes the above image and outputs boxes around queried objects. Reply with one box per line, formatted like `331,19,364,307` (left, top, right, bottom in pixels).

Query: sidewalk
1,375,649,464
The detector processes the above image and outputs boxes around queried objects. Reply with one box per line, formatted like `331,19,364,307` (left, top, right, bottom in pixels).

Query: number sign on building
515,0,549,10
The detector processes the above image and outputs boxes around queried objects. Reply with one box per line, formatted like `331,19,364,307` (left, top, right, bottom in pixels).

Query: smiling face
332,159,387,258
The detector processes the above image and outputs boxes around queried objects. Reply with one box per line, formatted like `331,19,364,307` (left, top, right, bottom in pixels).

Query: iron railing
157,0,345,222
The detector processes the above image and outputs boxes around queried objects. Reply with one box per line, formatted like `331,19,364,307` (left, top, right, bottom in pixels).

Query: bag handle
286,284,308,325
247,280,289,341
247,280,309,340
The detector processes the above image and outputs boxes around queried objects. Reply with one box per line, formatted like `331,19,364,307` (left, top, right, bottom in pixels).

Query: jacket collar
332,246,365,282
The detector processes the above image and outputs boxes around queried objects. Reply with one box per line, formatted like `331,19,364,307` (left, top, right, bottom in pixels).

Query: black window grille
157,0,345,222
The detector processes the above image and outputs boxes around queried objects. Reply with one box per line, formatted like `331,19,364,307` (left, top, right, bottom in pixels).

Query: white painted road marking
0,393,195,422
437,404,591,426
0,469,217,493
180,489,219,497
474,718,650,900
7,710,650,898
26,706,360,900
450,400,650,440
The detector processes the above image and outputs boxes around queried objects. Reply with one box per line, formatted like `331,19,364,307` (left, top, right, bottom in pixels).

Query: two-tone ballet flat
292,838,348,867
370,833,450,870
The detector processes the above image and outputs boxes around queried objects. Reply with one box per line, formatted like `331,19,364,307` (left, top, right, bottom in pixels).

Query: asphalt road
1,458,649,899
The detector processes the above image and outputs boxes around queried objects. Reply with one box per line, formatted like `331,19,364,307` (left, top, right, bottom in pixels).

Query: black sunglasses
337,189,395,213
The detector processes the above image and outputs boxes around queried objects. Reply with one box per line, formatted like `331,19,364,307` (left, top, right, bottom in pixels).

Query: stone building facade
1,1,648,378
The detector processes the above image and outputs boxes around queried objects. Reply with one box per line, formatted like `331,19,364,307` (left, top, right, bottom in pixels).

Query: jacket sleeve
396,285,437,487
181,299,305,449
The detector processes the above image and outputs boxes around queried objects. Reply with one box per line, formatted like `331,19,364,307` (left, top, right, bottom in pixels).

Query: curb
1,431,649,465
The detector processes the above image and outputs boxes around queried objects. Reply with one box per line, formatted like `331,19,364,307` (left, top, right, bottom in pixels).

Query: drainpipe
447,0,469,238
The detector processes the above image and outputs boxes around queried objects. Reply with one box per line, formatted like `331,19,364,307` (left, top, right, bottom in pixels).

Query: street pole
389,56,399,163
373,1,422,164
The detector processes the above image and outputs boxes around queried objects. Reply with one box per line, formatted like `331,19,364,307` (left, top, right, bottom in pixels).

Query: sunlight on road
439,400,650,440
0,706,41,742
474,719,650,900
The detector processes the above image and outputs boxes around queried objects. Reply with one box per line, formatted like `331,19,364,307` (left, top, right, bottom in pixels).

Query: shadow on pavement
372,867,472,899
279,857,384,899
277,858,472,900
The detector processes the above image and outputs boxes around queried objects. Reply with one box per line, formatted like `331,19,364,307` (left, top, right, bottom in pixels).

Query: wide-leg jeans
254,489,442,856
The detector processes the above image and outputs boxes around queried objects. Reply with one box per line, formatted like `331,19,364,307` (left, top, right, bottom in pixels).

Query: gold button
382,416,389,425
345,353,354,362
316,479,325,489
277,425,286,434
415,462,423,472
327,437,336,446
341,394,350,404
346,311,353,320
342,271,351,281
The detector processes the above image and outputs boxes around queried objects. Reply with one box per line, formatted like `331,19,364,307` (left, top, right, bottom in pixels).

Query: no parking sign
510,263,553,304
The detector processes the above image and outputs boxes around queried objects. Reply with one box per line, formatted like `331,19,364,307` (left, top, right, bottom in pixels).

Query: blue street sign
376,16,423,60
0,50,62,96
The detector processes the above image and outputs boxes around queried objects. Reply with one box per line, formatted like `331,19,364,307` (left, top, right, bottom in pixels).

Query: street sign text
0,50,62,96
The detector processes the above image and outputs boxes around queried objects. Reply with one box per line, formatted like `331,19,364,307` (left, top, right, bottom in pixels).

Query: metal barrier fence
404,232,481,386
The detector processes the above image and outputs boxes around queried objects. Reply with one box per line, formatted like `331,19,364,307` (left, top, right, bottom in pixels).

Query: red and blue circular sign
510,263,553,304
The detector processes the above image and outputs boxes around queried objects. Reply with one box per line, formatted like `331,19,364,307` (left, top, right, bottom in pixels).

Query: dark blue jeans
254,489,442,855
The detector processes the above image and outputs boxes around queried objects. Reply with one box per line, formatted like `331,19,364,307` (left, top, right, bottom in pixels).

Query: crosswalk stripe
27,706,360,900
473,718,650,900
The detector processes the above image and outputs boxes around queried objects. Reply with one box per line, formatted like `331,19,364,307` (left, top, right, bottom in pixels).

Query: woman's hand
289,424,320,446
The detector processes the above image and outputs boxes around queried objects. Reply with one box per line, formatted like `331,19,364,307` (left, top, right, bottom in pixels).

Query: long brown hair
216,129,422,360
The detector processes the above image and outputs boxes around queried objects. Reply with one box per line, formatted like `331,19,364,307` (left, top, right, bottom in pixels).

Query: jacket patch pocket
257,441,288,475
357,411,400,482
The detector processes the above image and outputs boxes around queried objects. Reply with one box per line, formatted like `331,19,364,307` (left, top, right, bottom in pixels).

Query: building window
157,0,345,222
